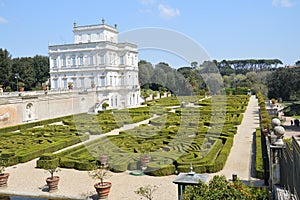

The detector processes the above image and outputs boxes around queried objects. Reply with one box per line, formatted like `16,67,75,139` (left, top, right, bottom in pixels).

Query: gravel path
209,95,264,186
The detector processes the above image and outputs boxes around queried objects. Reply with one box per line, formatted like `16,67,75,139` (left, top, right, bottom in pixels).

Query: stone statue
270,118,285,146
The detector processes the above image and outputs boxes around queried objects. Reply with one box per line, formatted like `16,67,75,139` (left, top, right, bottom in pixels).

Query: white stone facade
49,20,140,109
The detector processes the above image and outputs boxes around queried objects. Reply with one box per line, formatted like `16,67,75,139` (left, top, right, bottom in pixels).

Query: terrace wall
0,91,97,128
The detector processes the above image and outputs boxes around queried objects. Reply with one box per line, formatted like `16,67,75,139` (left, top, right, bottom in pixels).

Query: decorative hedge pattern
0,125,88,166
0,107,152,166
55,95,250,176
62,107,153,135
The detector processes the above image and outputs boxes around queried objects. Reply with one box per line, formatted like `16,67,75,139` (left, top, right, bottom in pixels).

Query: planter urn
46,176,60,192
0,173,9,188
94,182,112,199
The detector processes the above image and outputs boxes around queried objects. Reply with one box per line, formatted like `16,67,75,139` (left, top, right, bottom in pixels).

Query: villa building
48,19,140,109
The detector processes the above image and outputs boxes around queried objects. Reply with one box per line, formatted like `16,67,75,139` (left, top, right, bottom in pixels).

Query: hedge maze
0,125,88,166
54,95,250,176
0,107,152,166
62,107,153,135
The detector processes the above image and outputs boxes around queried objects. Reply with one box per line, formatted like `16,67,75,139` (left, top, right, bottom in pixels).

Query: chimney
102,18,105,25
73,21,77,28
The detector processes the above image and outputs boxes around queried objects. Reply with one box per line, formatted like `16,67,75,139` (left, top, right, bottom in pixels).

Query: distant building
49,19,140,109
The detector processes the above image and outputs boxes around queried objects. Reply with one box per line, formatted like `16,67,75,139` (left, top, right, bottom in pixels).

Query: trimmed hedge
255,128,264,179
36,153,59,169
44,95,250,176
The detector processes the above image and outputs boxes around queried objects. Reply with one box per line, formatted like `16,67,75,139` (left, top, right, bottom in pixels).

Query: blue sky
0,0,299,67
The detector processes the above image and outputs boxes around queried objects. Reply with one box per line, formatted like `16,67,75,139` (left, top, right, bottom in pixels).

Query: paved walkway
209,95,264,186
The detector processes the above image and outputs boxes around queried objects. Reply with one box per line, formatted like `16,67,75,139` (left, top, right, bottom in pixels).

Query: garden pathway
209,95,264,186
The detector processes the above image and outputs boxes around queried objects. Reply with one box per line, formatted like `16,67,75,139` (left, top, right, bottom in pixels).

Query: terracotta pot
94,182,112,199
99,155,108,166
46,176,59,192
19,87,24,92
42,86,47,91
0,173,9,188
141,155,151,167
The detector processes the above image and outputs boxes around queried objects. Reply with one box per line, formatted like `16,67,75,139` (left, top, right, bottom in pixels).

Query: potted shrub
0,160,9,188
102,102,109,110
91,81,96,88
38,153,60,192
18,82,25,92
89,164,112,199
45,167,60,192
42,83,47,91
68,82,73,90
98,154,108,166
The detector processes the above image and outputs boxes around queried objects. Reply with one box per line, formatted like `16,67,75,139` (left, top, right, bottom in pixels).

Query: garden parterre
51,95,250,176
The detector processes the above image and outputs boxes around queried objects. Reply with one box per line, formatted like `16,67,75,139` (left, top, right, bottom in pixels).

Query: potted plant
102,102,109,110
38,153,60,192
42,83,47,91
68,82,73,90
18,82,25,92
91,81,96,88
98,154,108,166
89,164,112,199
0,160,9,188
45,167,60,192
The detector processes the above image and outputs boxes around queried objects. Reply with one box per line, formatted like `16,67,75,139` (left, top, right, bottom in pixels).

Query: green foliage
267,67,300,101
0,49,49,91
88,164,111,185
184,175,269,200
135,184,158,200
55,95,249,175
255,128,264,179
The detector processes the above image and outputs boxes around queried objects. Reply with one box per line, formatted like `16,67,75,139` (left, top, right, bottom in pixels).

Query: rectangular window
120,56,124,65
100,55,105,65
81,78,85,88
63,79,67,89
62,58,66,67
121,76,125,85
115,96,117,107
131,56,134,65
53,58,57,67
79,56,83,65
109,53,112,65
53,79,58,89
110,76,112,85
90,56,94,65
73,79,77,88
100,77,105,86
72,57,76,66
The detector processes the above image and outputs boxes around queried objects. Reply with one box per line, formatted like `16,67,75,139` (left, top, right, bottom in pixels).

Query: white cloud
0,17,8,23
272,0,294,7
158,4,180,20
139,0,155,5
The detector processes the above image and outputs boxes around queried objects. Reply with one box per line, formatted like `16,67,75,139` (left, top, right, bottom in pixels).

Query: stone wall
0,91,97,128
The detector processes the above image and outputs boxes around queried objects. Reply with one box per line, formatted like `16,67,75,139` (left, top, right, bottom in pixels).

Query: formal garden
33,95,250,176
0,107,153,167
0,95,251,177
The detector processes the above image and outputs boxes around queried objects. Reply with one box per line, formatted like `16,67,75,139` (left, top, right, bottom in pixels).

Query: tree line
1,48,300,100
0,48,49,92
